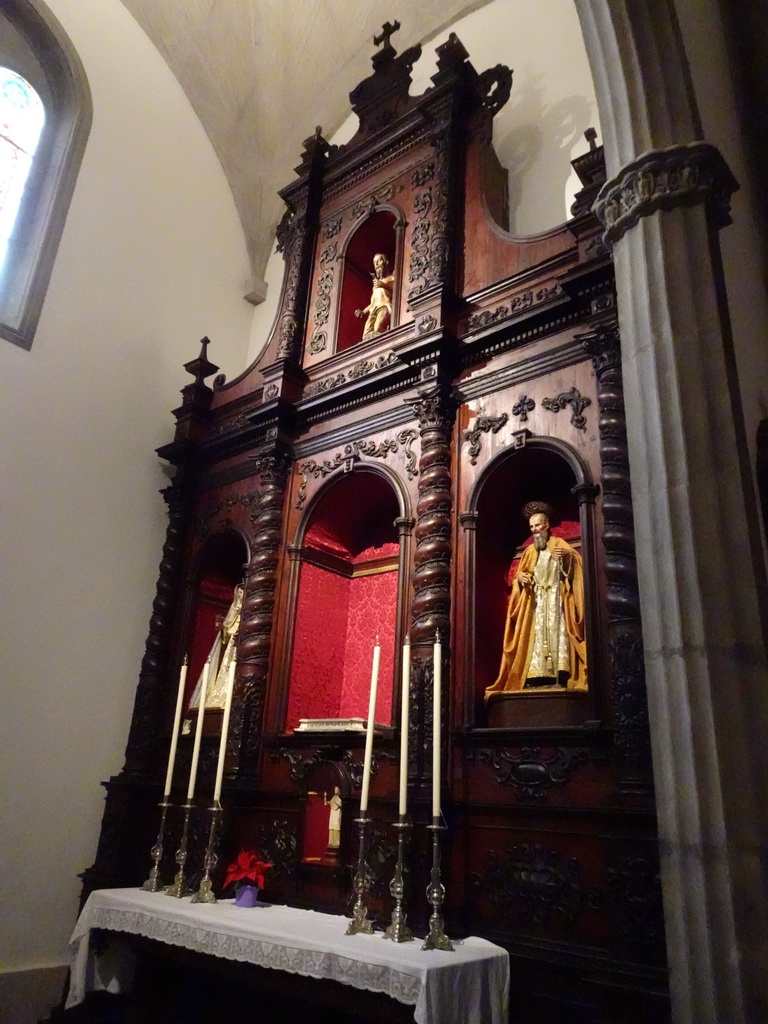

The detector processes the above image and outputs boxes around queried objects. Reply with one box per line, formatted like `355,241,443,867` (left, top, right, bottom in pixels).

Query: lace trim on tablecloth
68,904,421,1008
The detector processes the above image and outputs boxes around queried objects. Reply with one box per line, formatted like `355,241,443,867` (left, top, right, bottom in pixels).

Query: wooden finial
374,20,400,50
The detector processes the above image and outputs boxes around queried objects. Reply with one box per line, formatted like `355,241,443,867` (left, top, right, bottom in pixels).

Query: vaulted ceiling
119,1,493,287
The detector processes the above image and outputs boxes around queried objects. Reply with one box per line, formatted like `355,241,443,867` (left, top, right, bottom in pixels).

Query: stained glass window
0,68,45,274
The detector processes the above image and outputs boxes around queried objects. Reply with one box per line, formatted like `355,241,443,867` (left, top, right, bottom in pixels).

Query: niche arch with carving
183,528,249,709
282,465,412,732
335,206,403,353
461,436,598,728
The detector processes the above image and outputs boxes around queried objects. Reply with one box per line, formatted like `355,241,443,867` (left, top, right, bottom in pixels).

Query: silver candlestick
191,803,222,904
165,800,193,898
422,819,453,951
141,799,171,892
384,818,413,942
346,816,374,935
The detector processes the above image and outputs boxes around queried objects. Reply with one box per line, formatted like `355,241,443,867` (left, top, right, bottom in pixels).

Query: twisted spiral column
584,323,652,792
235,451,291,773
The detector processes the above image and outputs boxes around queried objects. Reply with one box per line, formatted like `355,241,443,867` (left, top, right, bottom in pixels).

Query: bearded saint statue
485,502,587,696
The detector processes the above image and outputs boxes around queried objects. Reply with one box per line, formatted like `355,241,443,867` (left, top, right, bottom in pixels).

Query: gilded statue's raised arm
354,253,394,340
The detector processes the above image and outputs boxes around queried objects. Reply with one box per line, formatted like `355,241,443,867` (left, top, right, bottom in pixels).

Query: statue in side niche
187,584,243,714
324,786,342,849
486,503,587,696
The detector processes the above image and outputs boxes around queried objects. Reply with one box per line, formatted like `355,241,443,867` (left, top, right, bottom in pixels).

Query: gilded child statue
355,253,394,339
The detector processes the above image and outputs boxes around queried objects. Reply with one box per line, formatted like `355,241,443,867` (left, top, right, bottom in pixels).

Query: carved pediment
349,21,422,138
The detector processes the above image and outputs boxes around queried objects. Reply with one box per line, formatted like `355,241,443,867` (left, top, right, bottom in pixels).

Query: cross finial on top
374,20,400,50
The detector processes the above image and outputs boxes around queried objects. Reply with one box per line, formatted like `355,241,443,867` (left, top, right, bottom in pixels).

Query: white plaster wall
0,0,251,1015
246,0,600,366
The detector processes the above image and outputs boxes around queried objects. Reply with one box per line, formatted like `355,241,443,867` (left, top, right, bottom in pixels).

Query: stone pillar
594,144,768,1021
575,3,768,1016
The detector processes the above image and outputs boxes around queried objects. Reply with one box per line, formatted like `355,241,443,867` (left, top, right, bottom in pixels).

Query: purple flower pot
234,884,260,907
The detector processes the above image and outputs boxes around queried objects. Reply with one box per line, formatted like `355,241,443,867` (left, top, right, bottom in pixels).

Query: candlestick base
142,800,171,892
422,822,453,952
165,801,194,899
383,819,413,943
346,816,375,936
164,870,193,899
191,877,216,904
191,804,222,905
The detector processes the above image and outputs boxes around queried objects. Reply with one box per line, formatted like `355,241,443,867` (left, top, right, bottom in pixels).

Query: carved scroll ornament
295,428,418,509
464,413,508,465
541,387,591,431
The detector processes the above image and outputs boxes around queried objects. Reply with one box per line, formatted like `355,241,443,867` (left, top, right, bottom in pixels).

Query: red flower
224,849,273,890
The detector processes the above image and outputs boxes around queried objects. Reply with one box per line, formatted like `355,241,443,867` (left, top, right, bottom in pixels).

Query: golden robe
486,536,587,695
360,275,394,339
188,585,243,710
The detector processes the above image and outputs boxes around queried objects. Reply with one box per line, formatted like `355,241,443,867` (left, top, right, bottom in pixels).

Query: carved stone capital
594,142,738,245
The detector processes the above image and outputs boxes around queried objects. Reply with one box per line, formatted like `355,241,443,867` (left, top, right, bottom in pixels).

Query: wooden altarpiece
83,27,668,1023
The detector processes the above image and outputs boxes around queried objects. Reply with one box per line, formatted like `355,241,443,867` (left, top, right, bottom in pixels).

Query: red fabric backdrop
339,568,397,721
286,554,398,731
302,793,330,861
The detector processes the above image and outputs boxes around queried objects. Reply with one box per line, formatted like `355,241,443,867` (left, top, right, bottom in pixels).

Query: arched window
0,68,45,274
0,0,91,350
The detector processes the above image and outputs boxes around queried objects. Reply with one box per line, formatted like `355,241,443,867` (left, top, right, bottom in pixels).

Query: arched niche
336,208,399,353
301,760,354,867
285,468,407,731
184,529,248,708
467,439,595,728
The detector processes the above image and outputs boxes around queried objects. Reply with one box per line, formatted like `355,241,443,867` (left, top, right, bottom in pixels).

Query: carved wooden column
275,128,328,363
124,339,219,775
408,384,455,785
233,448,291,776
583,323,652,792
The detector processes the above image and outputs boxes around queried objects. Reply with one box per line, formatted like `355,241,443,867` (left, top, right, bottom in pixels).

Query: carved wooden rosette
234,450,291,773
408,386,455,783
584,323,653,792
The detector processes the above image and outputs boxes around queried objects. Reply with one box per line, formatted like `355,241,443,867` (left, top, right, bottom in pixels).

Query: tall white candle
432,631,441,819
163,656,188,797
213,652,237,803
359,639,381,814
398,636,410,817
187,654,212,801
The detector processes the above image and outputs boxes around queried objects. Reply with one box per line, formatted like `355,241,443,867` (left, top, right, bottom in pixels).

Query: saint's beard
533,532,549,551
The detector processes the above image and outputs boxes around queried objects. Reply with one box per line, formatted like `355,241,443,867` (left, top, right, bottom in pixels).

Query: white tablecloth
67,888,509,1024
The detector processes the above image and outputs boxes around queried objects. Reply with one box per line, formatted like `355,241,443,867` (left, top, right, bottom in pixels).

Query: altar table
67,888,509,1024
